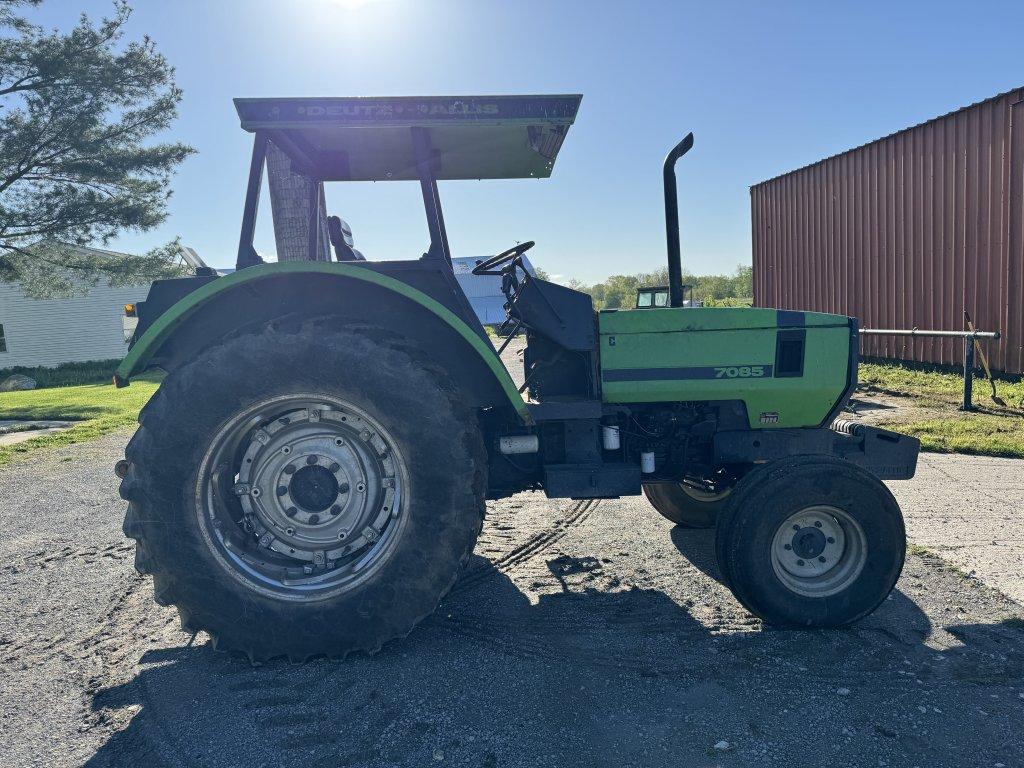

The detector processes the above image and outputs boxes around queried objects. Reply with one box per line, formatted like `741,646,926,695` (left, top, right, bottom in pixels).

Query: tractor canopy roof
234,94,583,182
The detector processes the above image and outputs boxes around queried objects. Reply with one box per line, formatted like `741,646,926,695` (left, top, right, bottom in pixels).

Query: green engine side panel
598,308,852,429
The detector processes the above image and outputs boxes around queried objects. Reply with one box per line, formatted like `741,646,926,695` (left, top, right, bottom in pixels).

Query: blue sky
27,0,1024,282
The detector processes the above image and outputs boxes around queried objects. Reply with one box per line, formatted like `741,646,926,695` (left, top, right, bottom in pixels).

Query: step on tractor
115,95,920,660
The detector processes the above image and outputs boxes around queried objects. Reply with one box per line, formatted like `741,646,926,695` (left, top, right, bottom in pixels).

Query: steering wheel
471,241,535,276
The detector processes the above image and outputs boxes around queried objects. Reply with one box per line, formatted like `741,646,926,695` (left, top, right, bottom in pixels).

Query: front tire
120,322,486,660
714,456,905,628
642,481,730,528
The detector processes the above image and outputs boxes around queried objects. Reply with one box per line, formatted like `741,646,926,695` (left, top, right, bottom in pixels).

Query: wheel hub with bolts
199,396,407,599
769,505,867,598
289,463,340,512
790,525,827,560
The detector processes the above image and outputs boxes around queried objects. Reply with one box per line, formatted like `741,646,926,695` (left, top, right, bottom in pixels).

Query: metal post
411,127,452,265
306,181,327,261
860,327,1000,413
961,335,975,411
236,132,268,270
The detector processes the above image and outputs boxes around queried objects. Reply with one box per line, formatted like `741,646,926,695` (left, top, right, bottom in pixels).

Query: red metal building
751,87,1024,374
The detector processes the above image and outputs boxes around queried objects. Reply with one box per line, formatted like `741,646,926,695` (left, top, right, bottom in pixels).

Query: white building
0,249,533,370
452,255,536,325
0,246,150,369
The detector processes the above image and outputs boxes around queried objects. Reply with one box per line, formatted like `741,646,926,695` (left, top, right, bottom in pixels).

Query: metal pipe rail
861,329,1000,339
860,327,1001,411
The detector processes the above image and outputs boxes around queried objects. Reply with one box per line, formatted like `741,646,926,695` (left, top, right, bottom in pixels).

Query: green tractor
116,95,918,660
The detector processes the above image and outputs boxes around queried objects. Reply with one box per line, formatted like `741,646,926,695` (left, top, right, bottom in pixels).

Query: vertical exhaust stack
663,132,694,308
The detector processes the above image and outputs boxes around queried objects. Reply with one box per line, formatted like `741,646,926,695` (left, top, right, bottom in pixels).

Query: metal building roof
750,86,1024,373
752,85,1024,188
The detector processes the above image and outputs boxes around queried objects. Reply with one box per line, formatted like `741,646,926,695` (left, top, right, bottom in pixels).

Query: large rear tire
642,481,730,528
120,321,486,661
714,456,905,628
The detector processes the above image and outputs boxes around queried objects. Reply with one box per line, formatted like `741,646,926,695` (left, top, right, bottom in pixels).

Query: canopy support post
412,127,452,266
236,132,268,270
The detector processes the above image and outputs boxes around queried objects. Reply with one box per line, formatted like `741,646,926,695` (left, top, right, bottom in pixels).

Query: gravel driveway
1,428,1023,768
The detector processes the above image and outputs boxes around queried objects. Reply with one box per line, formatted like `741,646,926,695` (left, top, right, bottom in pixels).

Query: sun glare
320,0,389,9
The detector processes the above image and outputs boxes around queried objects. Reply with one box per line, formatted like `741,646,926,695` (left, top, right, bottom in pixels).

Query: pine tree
0,0,194,297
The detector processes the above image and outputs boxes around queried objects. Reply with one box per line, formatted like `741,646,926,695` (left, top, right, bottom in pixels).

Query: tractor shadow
670,524,933,645
81,544,1024,768
668,525,725,582
845,395,900,414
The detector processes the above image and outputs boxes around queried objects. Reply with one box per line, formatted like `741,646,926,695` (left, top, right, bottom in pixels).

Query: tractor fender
115,261,530,423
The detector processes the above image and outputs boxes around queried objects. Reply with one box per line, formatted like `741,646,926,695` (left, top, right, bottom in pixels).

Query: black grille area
774,329,806,378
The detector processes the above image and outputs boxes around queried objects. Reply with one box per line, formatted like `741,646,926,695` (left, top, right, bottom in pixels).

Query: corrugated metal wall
751,87,1024,374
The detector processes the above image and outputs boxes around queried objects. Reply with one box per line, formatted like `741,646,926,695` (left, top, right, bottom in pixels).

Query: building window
0,324,6,353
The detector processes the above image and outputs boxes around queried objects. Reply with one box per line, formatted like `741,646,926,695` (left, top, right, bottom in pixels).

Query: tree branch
0,1,193,296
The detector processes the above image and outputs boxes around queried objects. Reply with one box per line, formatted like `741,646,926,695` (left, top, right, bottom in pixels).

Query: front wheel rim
195,394,408,602
769,505,867,598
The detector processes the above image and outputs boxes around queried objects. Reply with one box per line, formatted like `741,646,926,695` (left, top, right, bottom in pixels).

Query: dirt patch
840,383,1024,458
847,386,1019,426
846,390,940,425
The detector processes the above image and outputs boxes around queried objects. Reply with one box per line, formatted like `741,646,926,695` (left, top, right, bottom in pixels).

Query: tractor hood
598,307,851,335
233,94,582,181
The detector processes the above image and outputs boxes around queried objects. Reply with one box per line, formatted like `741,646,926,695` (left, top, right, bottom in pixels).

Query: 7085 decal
714,365,767,379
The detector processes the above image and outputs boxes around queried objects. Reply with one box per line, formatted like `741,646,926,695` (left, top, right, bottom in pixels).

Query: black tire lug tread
121,320,488,660
715,455,905,628
133,541,153,575
122,501,144,539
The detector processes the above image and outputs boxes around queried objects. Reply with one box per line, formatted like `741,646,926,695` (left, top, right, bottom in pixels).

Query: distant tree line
533,264,753,310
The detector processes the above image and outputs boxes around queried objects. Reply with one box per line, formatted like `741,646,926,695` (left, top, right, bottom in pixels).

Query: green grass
877,415,1024,459
860,359,1024,458
860,360,1024,408
0,376,159,467
0,358,124,389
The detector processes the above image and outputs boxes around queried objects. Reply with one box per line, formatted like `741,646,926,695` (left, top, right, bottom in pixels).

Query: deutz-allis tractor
116,95,919,660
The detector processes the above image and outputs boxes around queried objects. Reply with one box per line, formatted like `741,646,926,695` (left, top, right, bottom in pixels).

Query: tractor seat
327,216,366,262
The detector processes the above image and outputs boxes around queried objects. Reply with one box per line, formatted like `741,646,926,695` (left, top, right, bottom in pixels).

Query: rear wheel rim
769,505,867,598
195,394,408,602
